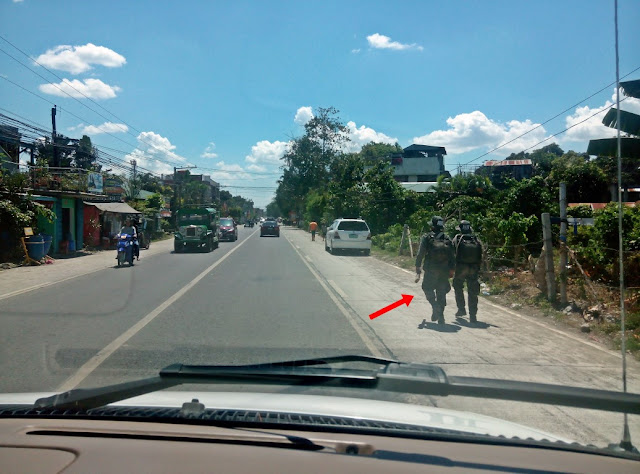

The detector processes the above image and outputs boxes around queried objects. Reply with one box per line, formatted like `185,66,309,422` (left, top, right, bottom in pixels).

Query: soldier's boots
469,313,477,323
455,308,467,317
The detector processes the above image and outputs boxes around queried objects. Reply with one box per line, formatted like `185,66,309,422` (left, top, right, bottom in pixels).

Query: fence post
559,182,568,305
399,225,407,256
407,225,414,258
541,212,556,302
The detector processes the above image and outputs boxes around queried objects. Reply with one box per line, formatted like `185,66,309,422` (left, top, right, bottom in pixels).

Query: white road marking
57,229,259,392
284,233,384,358
305,255,313,262
327,279,348,299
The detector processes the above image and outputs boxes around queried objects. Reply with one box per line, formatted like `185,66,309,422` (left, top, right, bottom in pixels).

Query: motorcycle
116,234,135,267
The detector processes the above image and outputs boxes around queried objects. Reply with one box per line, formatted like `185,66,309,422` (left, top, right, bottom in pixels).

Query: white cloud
67,123,84,132
209,161,255,181
294,106,314,126
344,121,397,152
562,88,640,143
351,48,361,54
201,141,218,159
247,164,267,172
35,43,126,74
124,131,187,175
245,139,289,165
412,111,549,156
13,0,24,3
81,122,128,135
367,33,423,51
39,78,121,99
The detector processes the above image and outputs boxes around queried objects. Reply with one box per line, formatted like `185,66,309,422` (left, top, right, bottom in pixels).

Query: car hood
0,392,572,443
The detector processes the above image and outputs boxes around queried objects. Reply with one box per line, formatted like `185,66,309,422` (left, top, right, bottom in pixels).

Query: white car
325,218,372,255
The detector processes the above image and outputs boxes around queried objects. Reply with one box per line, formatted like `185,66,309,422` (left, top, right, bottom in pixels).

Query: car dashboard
0,417,637,473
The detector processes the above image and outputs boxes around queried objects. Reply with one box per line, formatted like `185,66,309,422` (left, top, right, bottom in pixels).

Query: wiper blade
33,354,640,416
34,355,398,411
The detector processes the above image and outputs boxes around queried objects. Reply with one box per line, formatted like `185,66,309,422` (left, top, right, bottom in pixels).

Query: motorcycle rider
415,216,455,324
117,217,137,265
452,220,483,323
132,218,141,260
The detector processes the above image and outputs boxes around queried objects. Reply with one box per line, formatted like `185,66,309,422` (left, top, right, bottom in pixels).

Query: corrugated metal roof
484,159,532,167
621,79,640,99
83,201,141,213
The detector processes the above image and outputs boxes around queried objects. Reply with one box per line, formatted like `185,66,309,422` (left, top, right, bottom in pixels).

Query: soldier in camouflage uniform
415,216,455,325
452,220,483,323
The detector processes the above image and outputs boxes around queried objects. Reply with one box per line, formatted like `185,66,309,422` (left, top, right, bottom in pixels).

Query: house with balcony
384,144,449,193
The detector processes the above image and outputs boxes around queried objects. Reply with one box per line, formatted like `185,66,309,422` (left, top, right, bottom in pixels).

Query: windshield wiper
33,354,640,415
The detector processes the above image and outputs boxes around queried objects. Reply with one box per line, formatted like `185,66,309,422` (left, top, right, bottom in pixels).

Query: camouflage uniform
415,226,455,324
452,225,482,322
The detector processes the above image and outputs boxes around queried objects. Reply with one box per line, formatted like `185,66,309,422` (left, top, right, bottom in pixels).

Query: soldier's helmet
457,220,472,234
431,216,444,230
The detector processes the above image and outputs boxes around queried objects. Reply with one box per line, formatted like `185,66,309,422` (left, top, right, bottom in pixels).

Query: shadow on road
417,319,461,333
453,317,498,329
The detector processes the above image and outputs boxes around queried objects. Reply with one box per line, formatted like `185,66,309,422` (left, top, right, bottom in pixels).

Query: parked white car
325,218,372,255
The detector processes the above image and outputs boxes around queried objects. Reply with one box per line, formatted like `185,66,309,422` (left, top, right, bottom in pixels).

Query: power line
463,64,640,165
0,37,186,163
519,96,628,154
0,34,140,134
0,75,185,169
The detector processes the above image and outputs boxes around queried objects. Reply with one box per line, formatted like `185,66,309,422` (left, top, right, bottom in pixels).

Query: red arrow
369,294,414,320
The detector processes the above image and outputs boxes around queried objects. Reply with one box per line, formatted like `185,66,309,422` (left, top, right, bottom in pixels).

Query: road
0,225,638,447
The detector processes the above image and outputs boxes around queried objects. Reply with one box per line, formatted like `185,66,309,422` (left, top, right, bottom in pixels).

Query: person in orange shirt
309,221,318,241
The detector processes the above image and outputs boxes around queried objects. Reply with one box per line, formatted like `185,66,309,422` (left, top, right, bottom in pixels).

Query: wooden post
399,225,407,256
559,183,568,305
407,226,414,258
541,213,556,302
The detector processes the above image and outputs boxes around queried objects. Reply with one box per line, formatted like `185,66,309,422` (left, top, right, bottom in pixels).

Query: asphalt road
0,225,638,447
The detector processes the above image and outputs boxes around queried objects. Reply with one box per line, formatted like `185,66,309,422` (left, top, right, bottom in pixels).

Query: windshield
338,221,369,231
1,0,639,455
179,214,207,223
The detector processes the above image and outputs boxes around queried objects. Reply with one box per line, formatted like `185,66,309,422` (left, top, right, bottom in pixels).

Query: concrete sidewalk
0,238,174,301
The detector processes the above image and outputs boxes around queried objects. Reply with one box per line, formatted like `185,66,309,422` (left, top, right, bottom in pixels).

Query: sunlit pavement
0,225,637,446
282,226,640,446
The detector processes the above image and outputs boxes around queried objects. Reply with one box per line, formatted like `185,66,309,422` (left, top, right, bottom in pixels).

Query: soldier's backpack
456,234,483,264
429,232,451,264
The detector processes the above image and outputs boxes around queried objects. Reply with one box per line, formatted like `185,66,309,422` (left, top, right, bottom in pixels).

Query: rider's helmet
456,219,472,234
431,215,444,231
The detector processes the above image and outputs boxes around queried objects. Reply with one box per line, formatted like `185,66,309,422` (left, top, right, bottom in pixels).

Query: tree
548,152,609,202
74,135,100,170
304,106,350,163
359,142,403,163
266,200,280,218
362,161,406,234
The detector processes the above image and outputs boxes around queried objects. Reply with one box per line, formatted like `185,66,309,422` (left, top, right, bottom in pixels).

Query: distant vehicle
244,220,254,228
325,218,371,255
260,220,280,237
174,207,218,253
218,217,238,242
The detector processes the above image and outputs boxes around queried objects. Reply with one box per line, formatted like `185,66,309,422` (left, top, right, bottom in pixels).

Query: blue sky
2,0,640,207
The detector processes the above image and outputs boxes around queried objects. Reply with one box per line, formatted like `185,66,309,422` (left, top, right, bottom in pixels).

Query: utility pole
131,159,137,182
51,105,58,167
541,212,556,302
559,182,568,305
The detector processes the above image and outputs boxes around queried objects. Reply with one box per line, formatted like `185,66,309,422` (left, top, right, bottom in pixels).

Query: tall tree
74,135,100,170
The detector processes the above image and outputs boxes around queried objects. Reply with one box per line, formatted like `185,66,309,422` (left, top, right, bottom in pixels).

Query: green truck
174,207,219,253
